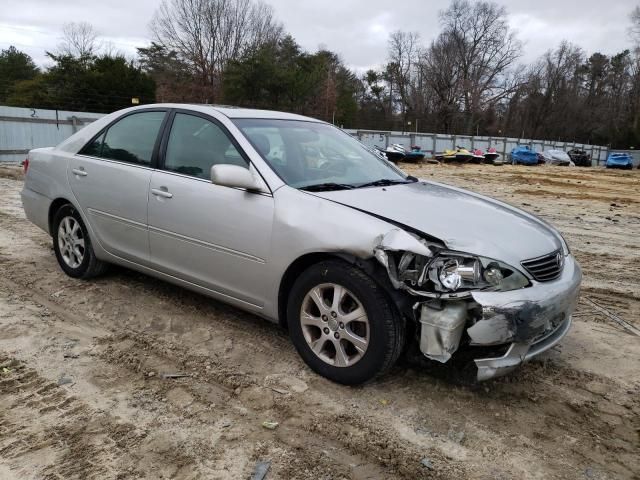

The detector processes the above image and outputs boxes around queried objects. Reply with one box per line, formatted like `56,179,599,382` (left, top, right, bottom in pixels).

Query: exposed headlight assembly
427,253,529,293
435,257,480,290
379,249,529,296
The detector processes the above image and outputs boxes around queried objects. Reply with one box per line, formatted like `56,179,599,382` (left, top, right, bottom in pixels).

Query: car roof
131,103,324,122
55,103,325,155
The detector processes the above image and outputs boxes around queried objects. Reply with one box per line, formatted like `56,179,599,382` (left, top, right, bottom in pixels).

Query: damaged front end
373,229,581,381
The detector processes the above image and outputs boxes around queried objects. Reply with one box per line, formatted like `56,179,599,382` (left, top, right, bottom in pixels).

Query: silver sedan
21,104,581,384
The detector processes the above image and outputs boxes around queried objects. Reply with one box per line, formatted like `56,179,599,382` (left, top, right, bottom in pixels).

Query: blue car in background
510,145,539,165
606,152,634,169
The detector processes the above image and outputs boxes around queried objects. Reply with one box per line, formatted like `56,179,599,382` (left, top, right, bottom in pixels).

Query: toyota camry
21,104,581,384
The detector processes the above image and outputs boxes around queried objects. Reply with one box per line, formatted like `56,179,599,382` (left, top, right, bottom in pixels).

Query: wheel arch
277,251,410,329
48,197,75,235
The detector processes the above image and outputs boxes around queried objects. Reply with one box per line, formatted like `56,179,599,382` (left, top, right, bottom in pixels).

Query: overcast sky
0,0,637,71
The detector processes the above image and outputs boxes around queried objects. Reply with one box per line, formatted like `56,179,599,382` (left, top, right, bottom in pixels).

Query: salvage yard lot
0,163,638,479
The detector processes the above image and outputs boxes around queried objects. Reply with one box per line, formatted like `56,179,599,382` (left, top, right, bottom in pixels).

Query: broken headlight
437,258,480,290
383,250,529,294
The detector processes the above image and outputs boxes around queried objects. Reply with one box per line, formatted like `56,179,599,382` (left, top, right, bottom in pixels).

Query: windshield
233,119,410,189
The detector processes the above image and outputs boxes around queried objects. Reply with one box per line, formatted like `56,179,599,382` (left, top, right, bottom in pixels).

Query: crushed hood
309,180,562,269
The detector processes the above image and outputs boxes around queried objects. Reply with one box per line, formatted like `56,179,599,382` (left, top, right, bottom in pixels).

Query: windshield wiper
355,176,418,189
299,182,356,192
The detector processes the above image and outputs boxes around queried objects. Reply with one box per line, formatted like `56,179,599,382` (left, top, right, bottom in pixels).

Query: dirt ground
0,162,638,480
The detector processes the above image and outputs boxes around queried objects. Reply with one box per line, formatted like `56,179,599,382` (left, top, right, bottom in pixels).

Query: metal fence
0,106,104,163
0,105,612,166
345,129,610,166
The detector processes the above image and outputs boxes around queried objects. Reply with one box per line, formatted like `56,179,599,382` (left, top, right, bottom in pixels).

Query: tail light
23,158,29,174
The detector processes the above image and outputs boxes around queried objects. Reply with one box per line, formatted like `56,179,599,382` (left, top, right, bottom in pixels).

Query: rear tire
52,204,108,279
287,260,405,385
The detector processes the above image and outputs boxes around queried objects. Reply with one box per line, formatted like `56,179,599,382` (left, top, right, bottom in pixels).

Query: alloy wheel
57,216,85,268
299,283,369,367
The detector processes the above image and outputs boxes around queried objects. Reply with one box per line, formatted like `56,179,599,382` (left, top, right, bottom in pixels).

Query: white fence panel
435,134,453,152
0,106,103,163
455,135,472,149
414,134,436,153
473,137,490,151
388,134,410,148
505,138,520,153
489,138,504,156
356,131,387,149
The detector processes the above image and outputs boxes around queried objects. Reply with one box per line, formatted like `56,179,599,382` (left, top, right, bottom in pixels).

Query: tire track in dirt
4,262,638,479
0,290,370,479
0,356,145,479
0,236,549,479
0,284,448,479
95,332,456,480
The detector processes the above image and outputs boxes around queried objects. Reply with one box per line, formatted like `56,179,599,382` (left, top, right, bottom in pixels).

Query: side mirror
210,164,263,192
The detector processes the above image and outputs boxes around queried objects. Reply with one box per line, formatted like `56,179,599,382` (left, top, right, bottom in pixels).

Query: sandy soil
0,163,638,479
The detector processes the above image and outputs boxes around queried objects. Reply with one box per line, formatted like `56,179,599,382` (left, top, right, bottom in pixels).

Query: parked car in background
510,145,539,165
20,104,581,384
567,149,591,167
606,152,634,169
540,150,573,166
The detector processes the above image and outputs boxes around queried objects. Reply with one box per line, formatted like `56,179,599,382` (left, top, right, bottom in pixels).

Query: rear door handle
151,187,173,199
72,168,87,177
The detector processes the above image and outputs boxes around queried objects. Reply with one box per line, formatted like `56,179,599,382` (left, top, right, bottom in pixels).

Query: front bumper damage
468,255,581,380
374,230,582,381
473,315,572,381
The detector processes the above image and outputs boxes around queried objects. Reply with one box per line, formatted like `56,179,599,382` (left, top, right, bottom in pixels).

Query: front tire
287,260,404,385
52,204,107,279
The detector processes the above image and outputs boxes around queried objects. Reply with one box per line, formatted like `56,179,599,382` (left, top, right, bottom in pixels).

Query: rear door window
81,111,165,166
79,131,105,157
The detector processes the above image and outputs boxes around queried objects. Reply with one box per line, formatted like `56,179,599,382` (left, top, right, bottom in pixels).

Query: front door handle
151,187,173,199
72,168,87,177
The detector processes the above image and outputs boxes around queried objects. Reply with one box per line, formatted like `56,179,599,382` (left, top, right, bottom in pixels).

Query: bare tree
387,31,420,123
439,0,522,133
150,0,283,101
630,6,640,44
530,42,584,139
101,41,124,58
420,32,464,132
58,22,100,59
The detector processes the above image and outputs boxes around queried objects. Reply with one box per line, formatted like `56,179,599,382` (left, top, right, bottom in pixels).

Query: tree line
1,0,639,148
0,23,155,113
359,1,640,148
